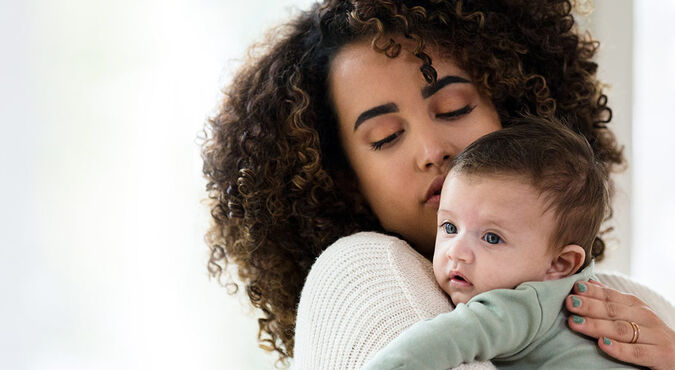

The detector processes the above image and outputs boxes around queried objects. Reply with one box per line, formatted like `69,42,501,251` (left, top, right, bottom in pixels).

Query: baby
363,118,635,369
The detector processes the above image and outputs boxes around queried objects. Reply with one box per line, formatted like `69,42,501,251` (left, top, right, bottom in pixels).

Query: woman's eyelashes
436,104,476,120
370,130,403,151
369,105,477,151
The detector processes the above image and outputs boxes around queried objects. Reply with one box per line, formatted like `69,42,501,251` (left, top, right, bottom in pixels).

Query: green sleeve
361,266,594,370
361,285,545,370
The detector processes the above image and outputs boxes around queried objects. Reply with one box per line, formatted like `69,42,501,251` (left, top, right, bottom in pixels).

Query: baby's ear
544,245,585,280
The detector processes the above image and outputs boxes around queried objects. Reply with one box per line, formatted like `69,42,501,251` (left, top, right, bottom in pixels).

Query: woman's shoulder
310,231,407,268
305,231,451,316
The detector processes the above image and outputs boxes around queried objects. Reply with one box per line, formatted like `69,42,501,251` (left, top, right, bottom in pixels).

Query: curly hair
201,0,623,364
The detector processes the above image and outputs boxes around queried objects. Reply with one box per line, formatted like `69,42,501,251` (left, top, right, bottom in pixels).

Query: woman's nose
415,125,452,170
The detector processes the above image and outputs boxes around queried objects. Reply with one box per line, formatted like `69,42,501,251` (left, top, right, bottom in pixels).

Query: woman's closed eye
436,104,477,120
369,105,477,150
482,232,503,245
441,221,458,235
370,130,403,151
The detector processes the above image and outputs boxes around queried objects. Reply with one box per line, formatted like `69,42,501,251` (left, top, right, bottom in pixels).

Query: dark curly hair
202,0,623,364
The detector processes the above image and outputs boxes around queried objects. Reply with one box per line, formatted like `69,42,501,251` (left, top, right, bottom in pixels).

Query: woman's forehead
330,38,467,82
328,40,471,120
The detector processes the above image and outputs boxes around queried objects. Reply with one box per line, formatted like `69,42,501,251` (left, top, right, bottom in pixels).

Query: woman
202,0,675,368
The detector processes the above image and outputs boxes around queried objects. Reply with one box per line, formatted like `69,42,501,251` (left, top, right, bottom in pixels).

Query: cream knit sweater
294,232,675,369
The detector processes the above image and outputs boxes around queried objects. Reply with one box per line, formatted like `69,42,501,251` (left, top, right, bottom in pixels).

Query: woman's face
329,39,501,257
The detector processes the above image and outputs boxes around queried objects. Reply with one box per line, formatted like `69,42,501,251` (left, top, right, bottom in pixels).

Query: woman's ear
544,244,586,280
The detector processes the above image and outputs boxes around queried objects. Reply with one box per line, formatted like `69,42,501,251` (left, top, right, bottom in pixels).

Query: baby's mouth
450,273,473,287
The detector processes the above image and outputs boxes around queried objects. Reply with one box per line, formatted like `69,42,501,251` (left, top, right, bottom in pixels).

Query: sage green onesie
363,263,638,369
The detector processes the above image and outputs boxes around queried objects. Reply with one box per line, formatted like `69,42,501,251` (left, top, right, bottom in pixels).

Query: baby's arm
361,285,546,370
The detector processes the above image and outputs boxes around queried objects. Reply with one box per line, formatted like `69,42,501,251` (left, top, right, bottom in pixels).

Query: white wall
582,0,634,275
586,0,675,303
632,0,675,305
0,0,314,369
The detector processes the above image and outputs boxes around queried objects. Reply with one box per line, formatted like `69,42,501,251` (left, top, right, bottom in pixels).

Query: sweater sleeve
293,232,496,370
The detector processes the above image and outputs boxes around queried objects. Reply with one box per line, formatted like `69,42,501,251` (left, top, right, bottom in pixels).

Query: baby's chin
449,291,474,306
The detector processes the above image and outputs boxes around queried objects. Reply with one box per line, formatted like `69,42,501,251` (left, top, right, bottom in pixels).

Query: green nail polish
572,315,584,324
572,296,581,307
577,282,587,292
603,337,612,345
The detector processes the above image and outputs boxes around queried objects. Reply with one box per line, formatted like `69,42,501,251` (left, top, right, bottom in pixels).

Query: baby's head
433,117,609,305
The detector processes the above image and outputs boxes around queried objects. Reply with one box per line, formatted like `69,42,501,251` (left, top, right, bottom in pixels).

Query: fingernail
572,315,585,324
577,282,587,292
589,279,604,287
603,337,612,345
572,296,582,307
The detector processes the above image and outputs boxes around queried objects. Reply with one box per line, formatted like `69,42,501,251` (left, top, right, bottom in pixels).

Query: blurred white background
0,1,672,369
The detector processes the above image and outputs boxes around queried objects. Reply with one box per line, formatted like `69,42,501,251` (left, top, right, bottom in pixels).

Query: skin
330,39,501,257
567,279,675,369
328,38,675,368
434,172,584,305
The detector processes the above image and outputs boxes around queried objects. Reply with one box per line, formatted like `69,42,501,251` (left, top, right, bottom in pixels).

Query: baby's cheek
431,247,445,276
480,272,513,291
432,264,448,292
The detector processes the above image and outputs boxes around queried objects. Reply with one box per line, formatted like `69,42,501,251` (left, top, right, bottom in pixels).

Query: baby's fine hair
451,116,610,267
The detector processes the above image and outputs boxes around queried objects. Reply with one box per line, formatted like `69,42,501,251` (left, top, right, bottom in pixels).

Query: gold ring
629,321,640,344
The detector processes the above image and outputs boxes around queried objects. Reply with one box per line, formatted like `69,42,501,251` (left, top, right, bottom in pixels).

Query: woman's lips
424,176,446,205
426,194,441,205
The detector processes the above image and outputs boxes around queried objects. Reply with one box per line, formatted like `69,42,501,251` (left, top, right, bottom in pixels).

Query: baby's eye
442,222,457,234
483,232,502,245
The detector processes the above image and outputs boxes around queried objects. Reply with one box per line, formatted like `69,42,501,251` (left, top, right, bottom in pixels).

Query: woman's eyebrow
421,75,471,99
354,103,399,132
